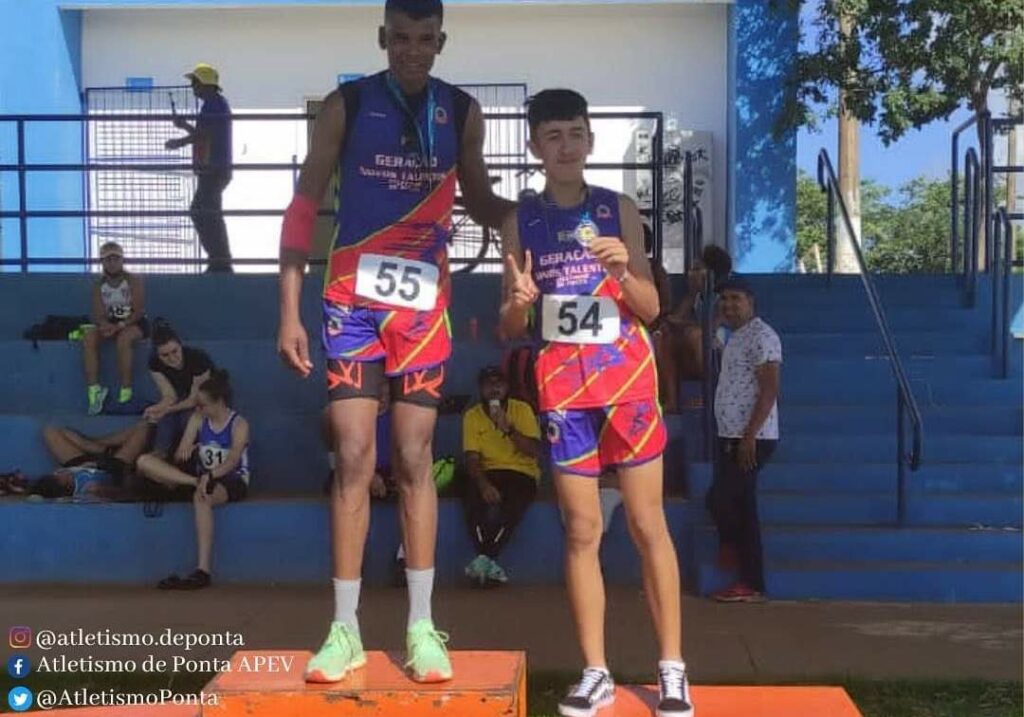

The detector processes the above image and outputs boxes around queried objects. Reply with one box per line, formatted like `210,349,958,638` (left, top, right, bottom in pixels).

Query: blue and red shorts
321,299,450,406
542,398,667,477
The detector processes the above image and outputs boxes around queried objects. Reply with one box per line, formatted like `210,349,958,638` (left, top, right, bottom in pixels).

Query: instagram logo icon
8,627,32,650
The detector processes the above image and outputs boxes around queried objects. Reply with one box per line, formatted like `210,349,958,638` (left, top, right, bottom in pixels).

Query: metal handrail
949,113,981,275
0,110,665,272
675,149,715,461
963,148,981,307
992,208,1016,379
817,149,924,524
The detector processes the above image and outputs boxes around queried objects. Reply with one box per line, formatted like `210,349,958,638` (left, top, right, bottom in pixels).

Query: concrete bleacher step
759,308,983,333
779,378,1020,405
692,525,1024,563
0,499,691,585
751,492,1023,527
204,650,525,717
779,405,1022,435
769,434,1021,463
779,331,988,355
695,559,1023,602
0,272,980,339
603,685,861,717
761,561,1024,603
687,462,1023,495
4,341,1017,412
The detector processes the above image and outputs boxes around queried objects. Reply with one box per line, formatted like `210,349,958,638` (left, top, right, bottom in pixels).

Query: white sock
405,567,434,629
333,578,361,638
658,659,686,672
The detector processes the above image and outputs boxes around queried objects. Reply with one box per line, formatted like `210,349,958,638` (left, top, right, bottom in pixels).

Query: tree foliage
783,0,1024,143
797,170,964,273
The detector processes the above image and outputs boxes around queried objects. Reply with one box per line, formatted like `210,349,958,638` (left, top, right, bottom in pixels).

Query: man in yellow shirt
462,366,541,585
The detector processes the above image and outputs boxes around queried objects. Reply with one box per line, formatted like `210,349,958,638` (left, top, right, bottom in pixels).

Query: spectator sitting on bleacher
461,366,541,587
43,421,151,484
655,244,732,411
142,320,215,467
28,467,126,502
21,421,153,501
82,242,148,415
137,370,250,591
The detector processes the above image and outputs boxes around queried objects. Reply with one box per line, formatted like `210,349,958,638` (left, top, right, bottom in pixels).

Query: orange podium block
605,685,862,717
203,650,526,717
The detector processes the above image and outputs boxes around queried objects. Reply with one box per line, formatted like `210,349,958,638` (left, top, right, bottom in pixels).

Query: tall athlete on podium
278,0,513,685
500,90,693,717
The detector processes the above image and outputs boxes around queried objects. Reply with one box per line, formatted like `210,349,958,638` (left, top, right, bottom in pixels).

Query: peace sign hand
504,250,540,310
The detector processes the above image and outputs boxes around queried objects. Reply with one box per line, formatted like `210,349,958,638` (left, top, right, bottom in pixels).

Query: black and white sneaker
657,661,694,717
558,667,615,717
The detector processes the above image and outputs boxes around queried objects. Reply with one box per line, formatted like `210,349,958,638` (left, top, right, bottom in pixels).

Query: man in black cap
706,278,782,602
460,365,541,586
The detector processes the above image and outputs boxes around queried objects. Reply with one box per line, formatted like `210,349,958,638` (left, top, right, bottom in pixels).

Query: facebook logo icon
7,655,30,679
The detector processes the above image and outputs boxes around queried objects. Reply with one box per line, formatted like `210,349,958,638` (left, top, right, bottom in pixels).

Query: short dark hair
199,368,234,407
702,245,733,277
385,0,443,23
716,277,755,300
478,365,505,385
149,318,181,364
526,89,590,135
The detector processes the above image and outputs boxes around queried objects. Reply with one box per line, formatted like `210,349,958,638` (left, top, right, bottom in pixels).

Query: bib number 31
356,254,438,311
541,295,620,344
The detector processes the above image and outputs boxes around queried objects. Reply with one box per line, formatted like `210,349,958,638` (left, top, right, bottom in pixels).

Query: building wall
0,0,84,269
81,3,729,260
1,0,797,271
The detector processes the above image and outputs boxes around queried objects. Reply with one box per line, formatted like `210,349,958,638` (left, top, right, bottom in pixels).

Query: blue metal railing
0,111,665,271
675,149,715,462
817,149,923,524
962,147,982,307
991,208,1016,379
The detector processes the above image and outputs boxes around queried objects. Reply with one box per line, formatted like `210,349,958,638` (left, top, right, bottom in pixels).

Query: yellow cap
185,63,220,88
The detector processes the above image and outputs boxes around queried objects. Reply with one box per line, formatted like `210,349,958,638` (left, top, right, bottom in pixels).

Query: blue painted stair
0,272,1019,600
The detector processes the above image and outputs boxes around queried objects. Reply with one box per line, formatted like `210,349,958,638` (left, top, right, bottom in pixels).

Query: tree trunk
836,11,862,274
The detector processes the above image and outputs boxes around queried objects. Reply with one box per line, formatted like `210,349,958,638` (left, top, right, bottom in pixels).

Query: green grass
3,670,1021,716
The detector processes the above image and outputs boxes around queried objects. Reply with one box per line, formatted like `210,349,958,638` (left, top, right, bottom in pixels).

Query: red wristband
280,194,318,255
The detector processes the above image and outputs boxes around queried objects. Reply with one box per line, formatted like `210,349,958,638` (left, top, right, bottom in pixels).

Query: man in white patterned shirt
707,278,781,602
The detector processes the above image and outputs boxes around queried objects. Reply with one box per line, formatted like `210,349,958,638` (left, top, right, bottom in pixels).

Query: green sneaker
485,559,509,586
87,385,108,416
118,386,133,404
464,554,490,586
405,618,452,683
303,621,366,683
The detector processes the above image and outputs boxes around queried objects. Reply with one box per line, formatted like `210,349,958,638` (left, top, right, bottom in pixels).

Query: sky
793,1,1016,192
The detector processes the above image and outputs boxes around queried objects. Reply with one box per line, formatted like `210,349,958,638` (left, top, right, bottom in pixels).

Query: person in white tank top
82,242,148,415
